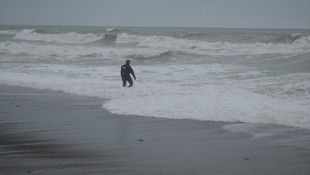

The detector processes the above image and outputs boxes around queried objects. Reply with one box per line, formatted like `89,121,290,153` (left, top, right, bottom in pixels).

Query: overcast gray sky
0,0,309,29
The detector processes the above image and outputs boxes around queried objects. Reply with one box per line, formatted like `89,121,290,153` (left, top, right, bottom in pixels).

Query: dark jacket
121,63,136,79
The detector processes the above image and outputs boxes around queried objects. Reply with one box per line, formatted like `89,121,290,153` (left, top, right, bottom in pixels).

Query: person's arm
130,67,136,80
120,66,123,78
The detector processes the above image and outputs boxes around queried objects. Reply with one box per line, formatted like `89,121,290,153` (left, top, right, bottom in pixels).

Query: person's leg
122,78,127,87
128,77,133,87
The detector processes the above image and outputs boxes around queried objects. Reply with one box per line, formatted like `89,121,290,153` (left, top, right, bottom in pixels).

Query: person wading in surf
121,60,136,87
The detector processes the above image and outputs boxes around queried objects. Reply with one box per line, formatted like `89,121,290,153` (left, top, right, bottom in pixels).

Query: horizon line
1,24,310,30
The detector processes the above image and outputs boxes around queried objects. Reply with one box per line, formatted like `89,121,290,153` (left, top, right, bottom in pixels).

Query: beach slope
0,85,309,175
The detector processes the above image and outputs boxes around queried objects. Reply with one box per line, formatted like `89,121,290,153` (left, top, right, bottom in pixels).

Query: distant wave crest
13,29,104,43
116,33,310,55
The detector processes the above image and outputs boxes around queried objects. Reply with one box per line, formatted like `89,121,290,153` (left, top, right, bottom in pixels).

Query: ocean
0,25,310,147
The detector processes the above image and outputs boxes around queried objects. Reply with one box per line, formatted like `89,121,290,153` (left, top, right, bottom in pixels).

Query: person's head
126,60,130,65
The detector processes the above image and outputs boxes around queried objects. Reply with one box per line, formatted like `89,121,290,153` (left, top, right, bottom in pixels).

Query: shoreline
1,85,309,175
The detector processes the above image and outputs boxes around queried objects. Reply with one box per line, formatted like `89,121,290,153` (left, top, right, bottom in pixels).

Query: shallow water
0,26,310,129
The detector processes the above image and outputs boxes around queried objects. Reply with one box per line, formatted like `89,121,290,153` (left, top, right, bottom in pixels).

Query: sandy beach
0,85,309,175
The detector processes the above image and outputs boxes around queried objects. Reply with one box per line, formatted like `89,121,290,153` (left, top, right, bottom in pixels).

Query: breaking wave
0,29,19,35
13,29,104,43
9,28,310,56
116,33,310,55
1,26,310,131
0,41,168,63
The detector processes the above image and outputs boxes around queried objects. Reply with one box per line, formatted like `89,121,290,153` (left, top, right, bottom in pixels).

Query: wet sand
0,85,309,175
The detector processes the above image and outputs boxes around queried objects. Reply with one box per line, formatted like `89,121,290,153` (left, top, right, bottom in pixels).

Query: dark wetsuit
121,63,136,87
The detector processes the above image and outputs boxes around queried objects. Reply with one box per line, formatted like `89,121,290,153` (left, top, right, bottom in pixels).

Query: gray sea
1,26,310,148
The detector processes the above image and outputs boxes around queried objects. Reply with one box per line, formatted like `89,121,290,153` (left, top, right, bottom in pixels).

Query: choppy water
1,26,310,131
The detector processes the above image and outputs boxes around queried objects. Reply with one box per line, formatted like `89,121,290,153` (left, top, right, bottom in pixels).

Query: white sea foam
1,27,310,131
0,41,167,60
13,29,103,43
1,63,309,129
0,28,307,62
106,28,120,32
117,33,310,55
8,29,310,55
293,36,310,45
3,29,310,57
0,29,19,35
103,66,310,129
